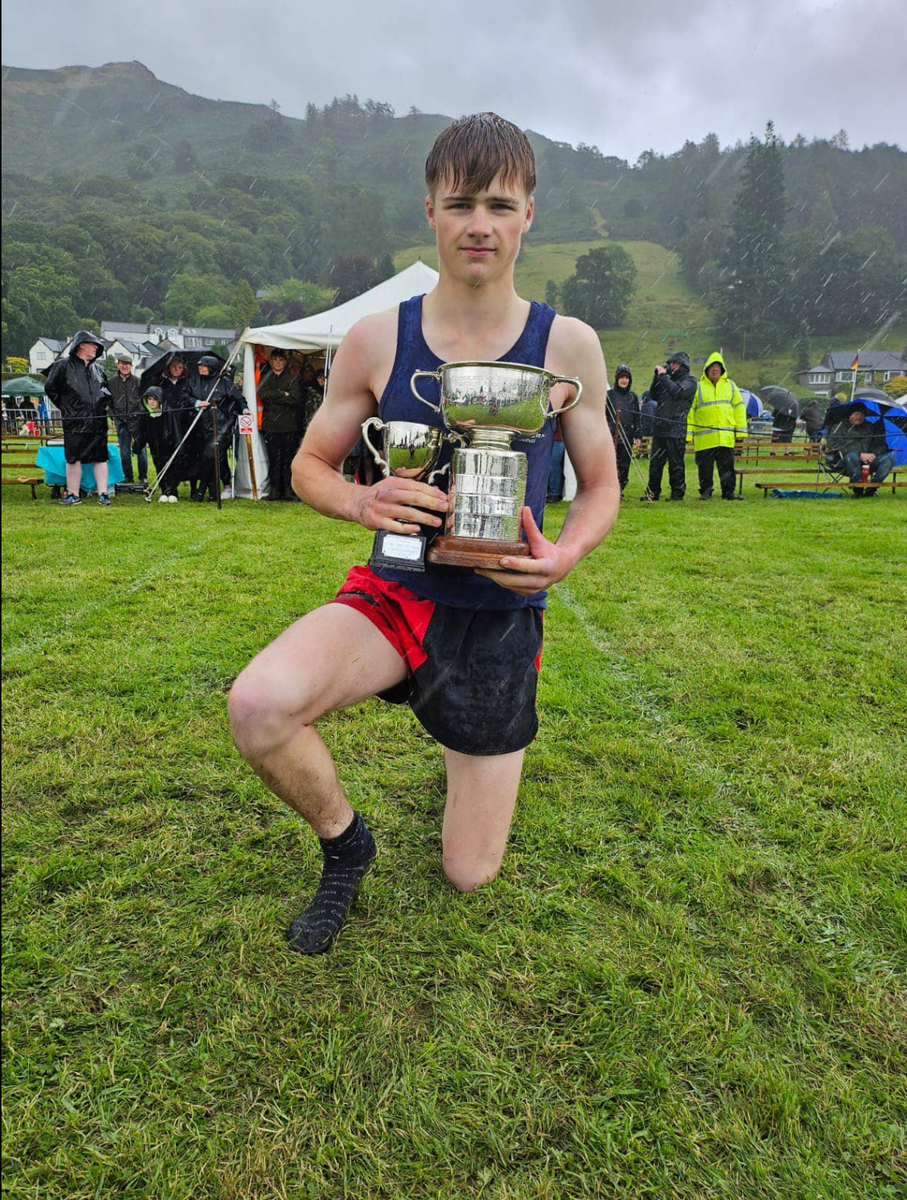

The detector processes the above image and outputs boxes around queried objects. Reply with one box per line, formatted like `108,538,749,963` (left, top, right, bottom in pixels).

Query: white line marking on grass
2,530,229,667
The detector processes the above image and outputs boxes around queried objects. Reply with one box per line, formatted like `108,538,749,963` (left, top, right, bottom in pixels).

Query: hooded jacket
44,332,111,430
188,372,246,443
606,365,640,442
688,352,747,450
800,399,825,439
649,351,696,437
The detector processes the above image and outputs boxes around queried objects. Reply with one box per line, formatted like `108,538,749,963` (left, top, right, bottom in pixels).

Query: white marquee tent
234,262,439,499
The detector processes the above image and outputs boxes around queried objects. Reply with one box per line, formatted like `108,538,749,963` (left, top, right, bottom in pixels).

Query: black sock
286,811,376,955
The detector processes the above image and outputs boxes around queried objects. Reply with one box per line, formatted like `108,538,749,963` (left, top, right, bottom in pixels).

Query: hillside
5,61,905,249
2,62,904,368
0,61,605,244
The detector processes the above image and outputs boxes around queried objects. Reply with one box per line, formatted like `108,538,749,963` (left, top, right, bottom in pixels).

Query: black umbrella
760,385,800,419
139,349,230,390
853,387,891,402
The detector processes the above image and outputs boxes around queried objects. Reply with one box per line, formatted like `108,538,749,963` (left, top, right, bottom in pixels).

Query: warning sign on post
238,413,255,436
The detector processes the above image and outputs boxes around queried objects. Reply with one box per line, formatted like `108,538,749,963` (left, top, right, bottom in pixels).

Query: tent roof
241,261,439,353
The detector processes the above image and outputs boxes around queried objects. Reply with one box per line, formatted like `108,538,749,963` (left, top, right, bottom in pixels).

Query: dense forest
2,61,905,358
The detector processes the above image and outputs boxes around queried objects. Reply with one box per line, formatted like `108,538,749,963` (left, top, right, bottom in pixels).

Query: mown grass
2,478,906,1200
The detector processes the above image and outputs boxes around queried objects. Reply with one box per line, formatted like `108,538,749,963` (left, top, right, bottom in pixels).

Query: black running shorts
332,565,543,756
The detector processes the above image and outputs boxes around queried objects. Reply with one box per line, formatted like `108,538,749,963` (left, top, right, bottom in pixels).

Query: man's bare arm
292,314,449,533
477,317,619,596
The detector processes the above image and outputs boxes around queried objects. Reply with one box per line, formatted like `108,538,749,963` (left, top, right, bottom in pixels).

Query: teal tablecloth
36,445,125,491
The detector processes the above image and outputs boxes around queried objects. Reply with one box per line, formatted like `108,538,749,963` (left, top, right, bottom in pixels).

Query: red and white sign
238,413,255,436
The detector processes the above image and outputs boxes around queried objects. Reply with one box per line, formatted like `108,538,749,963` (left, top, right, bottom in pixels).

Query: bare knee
228,668,310,763
442,853,502,894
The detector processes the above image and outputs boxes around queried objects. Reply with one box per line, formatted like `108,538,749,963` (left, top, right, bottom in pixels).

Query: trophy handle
546,375,584,419
361,416,389,476
410,370,442,413
427,461,451,486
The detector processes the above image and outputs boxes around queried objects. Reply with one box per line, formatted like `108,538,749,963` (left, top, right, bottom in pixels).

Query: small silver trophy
410,361,582,567
361,417,460,572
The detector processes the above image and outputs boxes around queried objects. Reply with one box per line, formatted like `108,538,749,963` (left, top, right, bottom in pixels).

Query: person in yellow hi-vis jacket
688,351,748,500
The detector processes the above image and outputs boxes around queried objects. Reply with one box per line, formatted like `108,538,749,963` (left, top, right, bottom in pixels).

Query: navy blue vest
373,294,557,610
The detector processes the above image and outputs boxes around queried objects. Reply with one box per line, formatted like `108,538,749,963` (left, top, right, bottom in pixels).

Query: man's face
118,361,132,376
198,365,210,376
426,171,534,287
271,354,287,373
75,342,96,362
706,363,723,383
849,411,865,426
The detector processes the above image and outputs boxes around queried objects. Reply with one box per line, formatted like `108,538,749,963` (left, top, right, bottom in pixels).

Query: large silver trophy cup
361,417,460,572
410,361,582,568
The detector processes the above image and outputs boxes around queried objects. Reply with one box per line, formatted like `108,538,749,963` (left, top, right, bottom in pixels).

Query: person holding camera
641,350,696,501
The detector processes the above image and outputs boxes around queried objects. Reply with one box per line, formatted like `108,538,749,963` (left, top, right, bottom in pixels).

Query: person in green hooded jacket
687,352,748,500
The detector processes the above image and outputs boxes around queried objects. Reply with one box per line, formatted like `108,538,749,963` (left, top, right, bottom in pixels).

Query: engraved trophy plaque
410,361,582,568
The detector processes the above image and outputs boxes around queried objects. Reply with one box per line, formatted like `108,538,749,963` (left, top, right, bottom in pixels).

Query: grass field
2,477,906,1200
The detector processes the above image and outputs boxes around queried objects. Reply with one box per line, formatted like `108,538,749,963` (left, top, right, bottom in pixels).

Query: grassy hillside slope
396,239,906,391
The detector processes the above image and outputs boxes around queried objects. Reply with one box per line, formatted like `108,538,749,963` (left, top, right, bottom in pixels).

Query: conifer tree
714,122,791,354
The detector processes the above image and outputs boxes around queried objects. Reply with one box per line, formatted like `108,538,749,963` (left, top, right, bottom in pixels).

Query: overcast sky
2,0,904,160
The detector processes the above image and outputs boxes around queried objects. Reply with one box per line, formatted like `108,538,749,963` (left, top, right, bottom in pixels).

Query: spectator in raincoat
800,398,825,446
188,355,247,500
157,356,196,494
687,351,747,500
136,386,181,502
44,331,113,507
642,350,696,501
605,364,639,496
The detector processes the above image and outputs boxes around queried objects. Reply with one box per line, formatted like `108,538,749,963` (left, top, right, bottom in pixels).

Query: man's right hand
355,476,448,534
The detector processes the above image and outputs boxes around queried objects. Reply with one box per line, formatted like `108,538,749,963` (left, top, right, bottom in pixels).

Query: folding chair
815,445,850,487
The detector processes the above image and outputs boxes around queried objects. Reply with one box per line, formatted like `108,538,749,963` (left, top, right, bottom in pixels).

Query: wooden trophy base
427,535,531,569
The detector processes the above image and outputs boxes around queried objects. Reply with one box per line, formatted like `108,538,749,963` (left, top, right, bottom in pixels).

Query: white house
28,323,239,374
103,320,237,351
796,350,907,396
28,337,66,374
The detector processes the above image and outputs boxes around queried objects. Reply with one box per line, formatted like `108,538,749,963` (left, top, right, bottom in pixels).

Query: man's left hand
475,506,576,596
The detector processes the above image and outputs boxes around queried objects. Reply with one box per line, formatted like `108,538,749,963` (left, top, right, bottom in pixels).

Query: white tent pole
325,327,334,373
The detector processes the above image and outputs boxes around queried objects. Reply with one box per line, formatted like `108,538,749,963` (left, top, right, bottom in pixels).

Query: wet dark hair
425,112,536,197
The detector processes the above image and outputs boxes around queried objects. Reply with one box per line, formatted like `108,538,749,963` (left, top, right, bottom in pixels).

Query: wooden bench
754,478,904,497
734,467,829,495
2,473,43,499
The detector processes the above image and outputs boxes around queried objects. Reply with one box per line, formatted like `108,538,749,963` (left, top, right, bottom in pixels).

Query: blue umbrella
824,397,907,466
741,389,763,419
